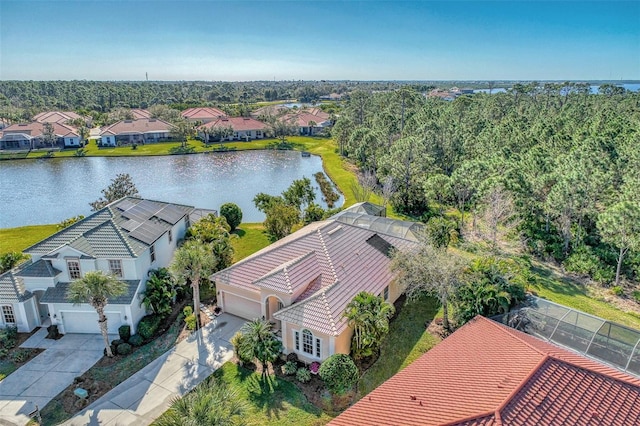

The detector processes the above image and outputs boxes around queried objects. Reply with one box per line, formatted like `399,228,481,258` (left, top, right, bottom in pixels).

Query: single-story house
131,109,152,120
0,197,206,335
282,111,332,136
210,204,423,363
0,122,80,150
182,107,227,124
32,110,87,125
198,116,268,142
99,118,174,146
251,105,289,119
330,315,640,426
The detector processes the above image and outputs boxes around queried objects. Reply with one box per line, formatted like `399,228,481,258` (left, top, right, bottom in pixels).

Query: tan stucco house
211,204,422,363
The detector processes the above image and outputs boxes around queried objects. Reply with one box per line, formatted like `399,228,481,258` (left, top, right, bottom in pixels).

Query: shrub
128,334,144,347
137,314,162,340
563,246,613,284
633,290,640,304
117,343,132,355
281,360,298,376
118,325,131,342
286,352,299,363
183,306,193,317
296,367,311,383
611,286,624,296
425,216,458,249
185,313,197,331
0,348,8,359
230,332,253,365
309,361,321,375
0,326,18,349
111,339,123,347
11,348,32,363
319,354,359,395
220,203,243,231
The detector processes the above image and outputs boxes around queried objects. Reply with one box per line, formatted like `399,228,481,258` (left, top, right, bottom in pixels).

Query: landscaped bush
0,348,9,359
319,354,359,395
111,339,123,347
230,332,253,366
281,360,297,376
296,367,311,383
137,314,162,341
128,334,144,347
309,361,321,375
118,325,131,342
220,203,243,231
116,343,132,355
11,348,32,363
141,268,176,318
633,291,640,304
184,314,197,331
183,306,193,317
611,286,624,296
0,326,18,349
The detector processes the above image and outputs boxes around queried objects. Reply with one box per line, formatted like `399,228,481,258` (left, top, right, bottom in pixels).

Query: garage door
222,292,261,320
61,311,122,334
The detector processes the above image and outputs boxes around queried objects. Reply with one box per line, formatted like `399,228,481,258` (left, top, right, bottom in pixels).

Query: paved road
63,313,244,426
0,329,113,426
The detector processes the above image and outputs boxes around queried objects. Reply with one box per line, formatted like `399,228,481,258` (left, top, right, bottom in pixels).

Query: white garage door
222,292,261,320
61,311,122,334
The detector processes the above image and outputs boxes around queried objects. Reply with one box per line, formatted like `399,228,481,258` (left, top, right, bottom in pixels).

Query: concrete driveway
0,329,111,426
64,313,245,426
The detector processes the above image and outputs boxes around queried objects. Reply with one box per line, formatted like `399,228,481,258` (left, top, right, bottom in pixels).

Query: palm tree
155,377,246,426
170,240,217,329
237,318,282,376
66,271,128,357
344,291,395,359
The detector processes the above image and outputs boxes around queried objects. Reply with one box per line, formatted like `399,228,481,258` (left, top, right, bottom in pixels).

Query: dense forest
333,87,639,286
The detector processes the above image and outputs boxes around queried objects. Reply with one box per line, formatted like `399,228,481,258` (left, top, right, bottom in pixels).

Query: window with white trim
67,260,81,279
294,329,321,358
109,259,123,277
2,305,16,324
150,245,156,263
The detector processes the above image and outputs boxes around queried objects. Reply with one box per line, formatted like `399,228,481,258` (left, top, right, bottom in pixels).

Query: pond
0,150,343,228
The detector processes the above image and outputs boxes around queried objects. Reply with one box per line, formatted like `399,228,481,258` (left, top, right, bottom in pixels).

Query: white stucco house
210,203,422,363
0,197,213,335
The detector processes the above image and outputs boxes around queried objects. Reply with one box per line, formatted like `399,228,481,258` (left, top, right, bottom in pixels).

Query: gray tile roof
212,206,418,336
0,271,32,303
16,259,61,278
40,280,140,305
25,197,195,258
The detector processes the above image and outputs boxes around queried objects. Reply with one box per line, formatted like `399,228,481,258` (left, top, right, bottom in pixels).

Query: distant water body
474,83,639,94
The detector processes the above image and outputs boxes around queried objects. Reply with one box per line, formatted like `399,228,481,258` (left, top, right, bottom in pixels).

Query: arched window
294,328,321,358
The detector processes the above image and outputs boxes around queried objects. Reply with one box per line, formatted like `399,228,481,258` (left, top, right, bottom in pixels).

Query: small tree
0,252,28,274
90,173,139,211
219,203,242,231
42,122,57,148
344,292,395,359
597,201,640,286
264,203,300,240
66,271,128,357
186,214,234,270
319,354,359,395
237,318,282,376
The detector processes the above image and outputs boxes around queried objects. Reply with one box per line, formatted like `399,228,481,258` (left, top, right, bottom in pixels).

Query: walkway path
63,313,244,426
0,329,113,426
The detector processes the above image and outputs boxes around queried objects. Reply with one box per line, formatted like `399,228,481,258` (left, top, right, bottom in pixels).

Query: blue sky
1,1,638,81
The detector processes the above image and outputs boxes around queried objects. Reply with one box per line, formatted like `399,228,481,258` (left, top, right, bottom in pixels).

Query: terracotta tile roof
330,316,640,426
211,210,418,336
33,111,83,123
199,116,268,132
305,107,331,120
100,118,174,136
252,105,289,117
131,109,151,119
282,111,331,127
181,107,226,121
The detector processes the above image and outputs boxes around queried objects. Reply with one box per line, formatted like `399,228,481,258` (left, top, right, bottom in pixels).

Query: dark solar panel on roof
120,219,142,232
128,221,167,245
155,205,186,224
366,234,394,258
116,199,136,211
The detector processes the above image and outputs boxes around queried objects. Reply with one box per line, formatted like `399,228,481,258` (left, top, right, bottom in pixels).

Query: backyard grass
231,223,271,262
153,362,333,426
357,295,441,398
0,224,58,255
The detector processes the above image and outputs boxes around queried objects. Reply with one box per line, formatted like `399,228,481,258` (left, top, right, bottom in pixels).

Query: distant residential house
319,93,343,101
0,197,210,334
330,315,640,426
251,105,289,119
0,122,80,150
182,107,227,124
33,111,87,125
282,111,332,136
99,118,175,146
131,109,152,120
210,204,423,363
198,116,268,142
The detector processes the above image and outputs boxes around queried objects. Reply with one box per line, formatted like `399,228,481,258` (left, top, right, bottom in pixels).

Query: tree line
333,87,639,287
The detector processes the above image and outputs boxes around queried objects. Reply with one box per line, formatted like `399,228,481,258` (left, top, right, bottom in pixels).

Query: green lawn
153,362,333,426
231,224,271,262
0,224,58,255
357,296,441,398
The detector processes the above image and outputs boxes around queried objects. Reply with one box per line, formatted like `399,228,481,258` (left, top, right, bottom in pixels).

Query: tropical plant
141,268,176,318
219,203,243,231
66,271,128,357
318,354,359,395
155,377,247,426
186,214,234,270
296,367,311,383
0,252,28,273
170,240,217,330
281,360,298,375
90,173,139,211
344,291,395,359
236,318,282,376
57,215,85,230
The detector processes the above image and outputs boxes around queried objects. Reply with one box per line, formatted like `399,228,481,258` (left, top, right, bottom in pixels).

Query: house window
383,286,389,301
2,306,15,324
168,230,173,243
295,329,321,358
109,260,123,277
67,260,81,279
150,245,156,263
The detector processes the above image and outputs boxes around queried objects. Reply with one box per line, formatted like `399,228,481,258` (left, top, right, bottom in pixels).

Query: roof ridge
316,228,337,281
108,217,138,257
495,354,550,414
480,316,548,357
252,251,315,290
